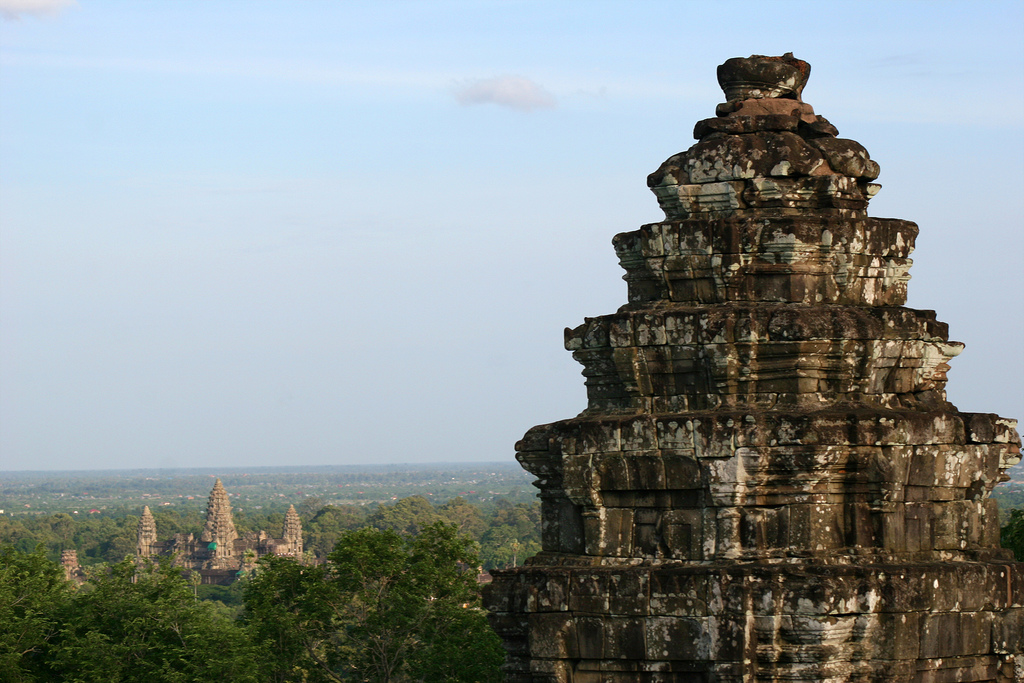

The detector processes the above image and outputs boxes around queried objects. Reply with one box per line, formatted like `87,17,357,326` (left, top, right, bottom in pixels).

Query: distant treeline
2,462,529,491
994,488,1024,520
0,494,541,572
1,523,504,683
1,463,536,517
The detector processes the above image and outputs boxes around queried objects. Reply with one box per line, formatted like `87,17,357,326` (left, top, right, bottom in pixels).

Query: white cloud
454,75,556,111
0,0,75,20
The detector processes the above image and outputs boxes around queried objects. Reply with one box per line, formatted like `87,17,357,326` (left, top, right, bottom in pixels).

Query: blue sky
1,1,1022,471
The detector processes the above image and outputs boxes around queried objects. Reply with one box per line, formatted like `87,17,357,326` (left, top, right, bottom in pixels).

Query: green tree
367,496,442,536
245,523,503,683
243,555,331,683
298,496,327,521
479,500,541,570
489,500,540,540
437,497,487,540
1002,508,1024,561
52,558,261,683
480,524,538,569
96,527,136,564
305,504,367,559
151,508,203,538
0,545,71,683
48,514,75,549
0,518,35,556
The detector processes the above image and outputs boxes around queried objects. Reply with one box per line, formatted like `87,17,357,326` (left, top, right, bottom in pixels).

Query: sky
1,1,1022,471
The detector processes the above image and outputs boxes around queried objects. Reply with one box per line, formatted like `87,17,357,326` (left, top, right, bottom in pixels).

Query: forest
1,469,537,682
0,492,541,574
1,523,504,683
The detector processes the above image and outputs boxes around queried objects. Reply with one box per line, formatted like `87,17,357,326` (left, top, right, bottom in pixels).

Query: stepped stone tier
483,54,1023,683
136,479,304,584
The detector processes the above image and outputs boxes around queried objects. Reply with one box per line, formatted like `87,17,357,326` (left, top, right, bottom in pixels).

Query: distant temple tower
282,504,304,557
485,55,1023,682
60,549,86,585
200,479,240,569
136,479,304,584
136,505,158,558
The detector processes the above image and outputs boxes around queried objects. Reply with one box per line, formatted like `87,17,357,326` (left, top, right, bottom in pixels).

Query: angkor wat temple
485,55,1023,682
136,478,303,584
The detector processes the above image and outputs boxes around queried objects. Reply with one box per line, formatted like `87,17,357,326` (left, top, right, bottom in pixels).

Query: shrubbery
1,523,505,683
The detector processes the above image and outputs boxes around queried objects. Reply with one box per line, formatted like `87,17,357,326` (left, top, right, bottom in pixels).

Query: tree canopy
0,550,259,683
1001,507,1024,561
245,522,503,683
0,545,71,683
2,524,506,683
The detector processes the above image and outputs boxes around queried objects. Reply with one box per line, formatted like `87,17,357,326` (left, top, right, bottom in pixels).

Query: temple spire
200,478,238,564
282,504,303,557
137,505,157,558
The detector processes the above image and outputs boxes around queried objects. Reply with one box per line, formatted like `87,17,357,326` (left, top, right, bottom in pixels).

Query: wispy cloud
0,0,76,20
454,75,556,111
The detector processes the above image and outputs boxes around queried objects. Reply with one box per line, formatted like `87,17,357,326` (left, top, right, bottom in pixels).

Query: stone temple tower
200,478,239,568
136,505,158,558
282,504,304,557
484,55,1023,682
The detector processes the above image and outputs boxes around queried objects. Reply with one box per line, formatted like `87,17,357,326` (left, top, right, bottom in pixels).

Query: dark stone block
645,616,707,660
608,572,650,616
528,613,578,659
604,617,648,659
569,572,611,614
649,570,709,616
575,616,606,659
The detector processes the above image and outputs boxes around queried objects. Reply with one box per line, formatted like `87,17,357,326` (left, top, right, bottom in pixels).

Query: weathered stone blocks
613,217,916,306
485,55,1022,682
492,562,1023,681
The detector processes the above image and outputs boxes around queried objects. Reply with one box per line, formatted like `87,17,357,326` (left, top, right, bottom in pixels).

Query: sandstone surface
484,54,1023,683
